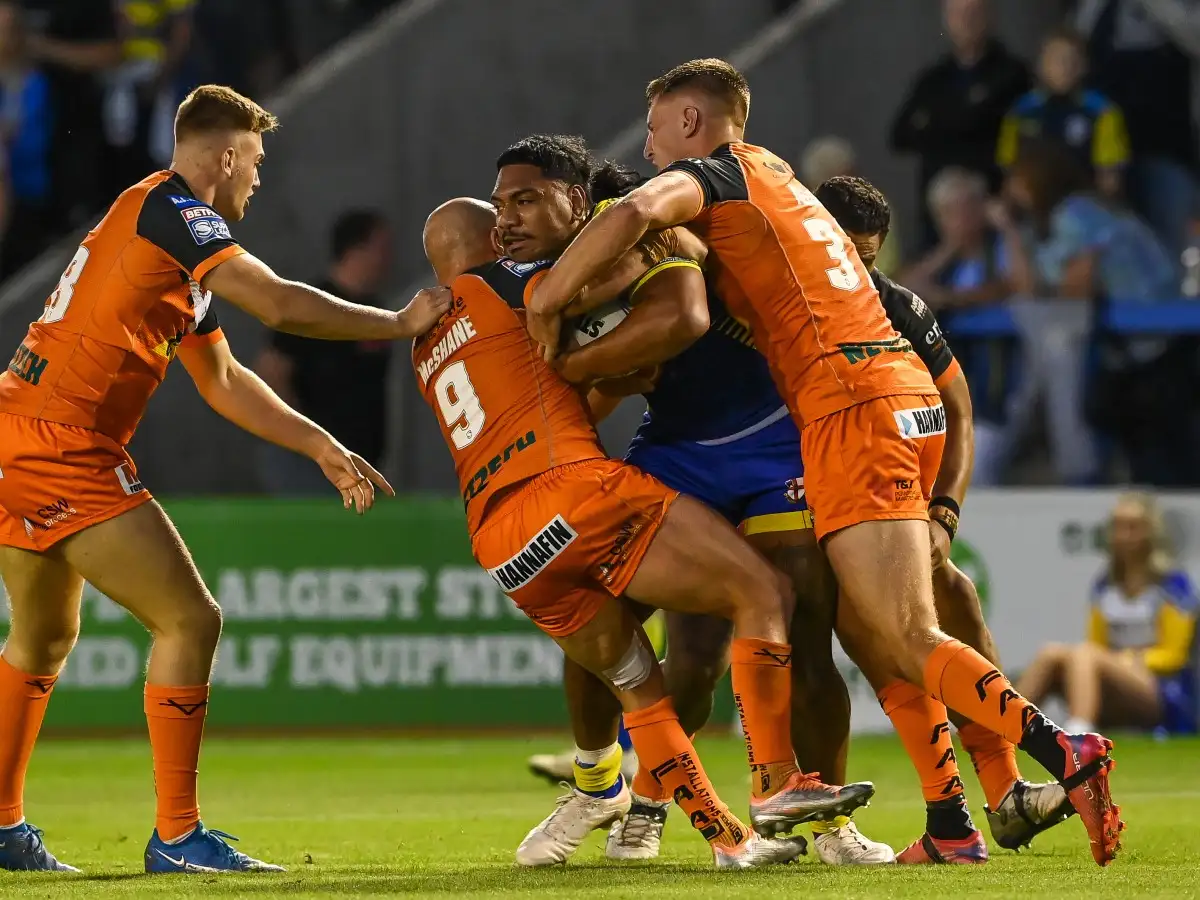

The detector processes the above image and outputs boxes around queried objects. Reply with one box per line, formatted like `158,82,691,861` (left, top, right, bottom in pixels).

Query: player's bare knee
155,595,223,653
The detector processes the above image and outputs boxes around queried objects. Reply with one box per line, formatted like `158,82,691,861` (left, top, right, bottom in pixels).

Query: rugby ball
571,298,630,347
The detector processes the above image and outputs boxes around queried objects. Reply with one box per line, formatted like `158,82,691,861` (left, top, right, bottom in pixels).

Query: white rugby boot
606,795,670,860
813,821,896,865
515,781,631,867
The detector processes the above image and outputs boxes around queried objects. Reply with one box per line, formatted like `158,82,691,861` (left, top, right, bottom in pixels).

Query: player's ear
568,184,590,224
490,226,504,257
682,105,701,139
220,146,236,178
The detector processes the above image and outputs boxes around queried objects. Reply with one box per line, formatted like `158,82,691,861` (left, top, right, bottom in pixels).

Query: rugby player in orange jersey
414,191,873,870
0,85,449,875
528,59,1124,867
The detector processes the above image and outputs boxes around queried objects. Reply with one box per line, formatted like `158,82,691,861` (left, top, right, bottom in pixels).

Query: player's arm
565,227,707,316
877,272,974,513
178,331,393,513
528,171,705,328
557,259,708,385
204,254,449,340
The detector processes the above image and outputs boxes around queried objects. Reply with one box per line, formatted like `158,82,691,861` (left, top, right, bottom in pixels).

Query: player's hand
528,309,563,363
314,440,395,514
928,518,952,570
396,286,453,338
594,367,660,397
553,351,594,386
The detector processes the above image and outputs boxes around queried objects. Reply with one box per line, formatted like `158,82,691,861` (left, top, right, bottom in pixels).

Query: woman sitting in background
1017,492,1197,734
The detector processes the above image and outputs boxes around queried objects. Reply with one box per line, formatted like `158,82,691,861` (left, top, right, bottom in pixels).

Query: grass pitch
6,732,1198,898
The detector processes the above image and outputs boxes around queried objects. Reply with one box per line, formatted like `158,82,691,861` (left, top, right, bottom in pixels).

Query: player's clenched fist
396,286,454,338
312,440,395,514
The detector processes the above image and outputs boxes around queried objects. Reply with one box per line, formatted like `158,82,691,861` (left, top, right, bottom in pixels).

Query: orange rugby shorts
472,458,679,638
0,413,152,551
800,394,945,541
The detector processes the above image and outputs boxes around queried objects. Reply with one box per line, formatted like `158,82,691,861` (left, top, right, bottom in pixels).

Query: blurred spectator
1076,0,1199,269
800,136,901,274
22,0,120,227
0,1,53,278
991,140,1175,484
889,0,1029,248
996,28,1130,200
254,210,394,495
105,0,196,194
1017,492,1197,735
903,168,1019,485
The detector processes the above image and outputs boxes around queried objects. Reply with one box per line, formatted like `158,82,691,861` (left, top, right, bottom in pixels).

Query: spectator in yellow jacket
1018,492,1197,735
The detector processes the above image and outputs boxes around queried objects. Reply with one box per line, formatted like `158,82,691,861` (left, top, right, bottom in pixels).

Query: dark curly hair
495,134,594,188
588,160,644,203
814,175,891,236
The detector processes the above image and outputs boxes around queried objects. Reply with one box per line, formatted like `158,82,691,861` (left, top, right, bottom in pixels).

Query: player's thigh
825,518,939,669
55,499,219,636
624,492,790,624
0,544,84,648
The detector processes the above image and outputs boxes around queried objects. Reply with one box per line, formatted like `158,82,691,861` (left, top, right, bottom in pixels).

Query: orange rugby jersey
665,142,934,426
0,171,240,445
413,259,605,534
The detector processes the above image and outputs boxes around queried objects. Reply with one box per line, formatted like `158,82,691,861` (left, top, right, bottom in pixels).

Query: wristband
929,506,959,542
929,495,960,518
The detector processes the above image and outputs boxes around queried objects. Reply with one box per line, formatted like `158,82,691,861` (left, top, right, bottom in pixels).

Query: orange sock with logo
958,722,1021,810
730,638,798,797
144,683,209,841
623,697,749,850
0,655,56,827
923,640,1036,747
878,680,964,803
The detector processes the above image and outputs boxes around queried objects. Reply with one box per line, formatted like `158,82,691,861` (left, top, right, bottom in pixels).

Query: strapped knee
603,637,654,691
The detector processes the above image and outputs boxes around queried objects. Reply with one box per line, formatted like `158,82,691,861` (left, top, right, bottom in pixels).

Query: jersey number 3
802,218,860,292
434,360,486,450
41,246,90,325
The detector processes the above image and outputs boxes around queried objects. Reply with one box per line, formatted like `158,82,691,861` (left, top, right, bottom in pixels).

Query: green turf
4,732,1197,897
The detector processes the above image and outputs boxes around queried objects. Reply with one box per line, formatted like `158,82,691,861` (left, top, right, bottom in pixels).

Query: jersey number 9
41,246,91,325
434,360,486,450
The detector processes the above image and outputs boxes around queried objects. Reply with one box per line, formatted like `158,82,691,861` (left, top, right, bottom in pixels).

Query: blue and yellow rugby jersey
996,89,1130,175
1087,569,1197,676
637,281,783,444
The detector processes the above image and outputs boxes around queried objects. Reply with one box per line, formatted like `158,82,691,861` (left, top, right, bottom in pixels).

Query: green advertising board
0,498,570,730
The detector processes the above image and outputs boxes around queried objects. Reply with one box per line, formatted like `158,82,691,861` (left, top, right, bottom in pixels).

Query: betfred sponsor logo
487,516,577,592
894,404,946,439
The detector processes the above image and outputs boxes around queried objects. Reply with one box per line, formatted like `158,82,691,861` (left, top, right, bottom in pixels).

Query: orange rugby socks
144,683,210,841
0,655,57,827
623,698,749,850
924,639,1067,780
878,681,964,803
958,722,1022,810
730,638,798,797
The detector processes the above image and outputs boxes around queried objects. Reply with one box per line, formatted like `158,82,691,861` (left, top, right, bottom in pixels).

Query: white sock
163,825,199,845
575,742,620,766
1064,716,1095,735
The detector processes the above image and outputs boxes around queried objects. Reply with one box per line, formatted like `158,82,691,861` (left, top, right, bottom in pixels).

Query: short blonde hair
1109,491,1175,581
646,58,750,126
175,85,278,141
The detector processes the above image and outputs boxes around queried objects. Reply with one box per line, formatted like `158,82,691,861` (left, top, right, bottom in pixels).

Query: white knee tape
603,637,654,691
